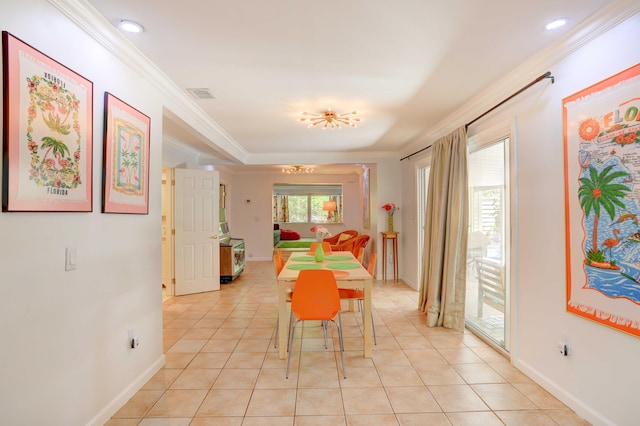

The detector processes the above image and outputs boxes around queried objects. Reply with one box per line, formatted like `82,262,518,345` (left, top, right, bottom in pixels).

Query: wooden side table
381,231,399,281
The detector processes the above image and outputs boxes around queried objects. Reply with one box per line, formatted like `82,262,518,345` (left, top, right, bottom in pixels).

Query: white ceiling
86,0,612,169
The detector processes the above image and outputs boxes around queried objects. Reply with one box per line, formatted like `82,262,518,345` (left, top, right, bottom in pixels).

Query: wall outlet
557,341,568,356
128,329,139,349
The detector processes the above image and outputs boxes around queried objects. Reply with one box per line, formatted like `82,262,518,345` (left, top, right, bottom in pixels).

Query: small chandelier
282,165,314,174
299,110,362,129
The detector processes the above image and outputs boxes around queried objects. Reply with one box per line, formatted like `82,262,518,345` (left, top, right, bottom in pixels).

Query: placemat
290,255,316,262
331,270,351,278
325,262,361,270
324,255,352,261
286,263,323,270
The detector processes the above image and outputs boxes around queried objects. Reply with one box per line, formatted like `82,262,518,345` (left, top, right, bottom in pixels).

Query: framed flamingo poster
2,32,93,212
563,62,640,337
102,92,150,214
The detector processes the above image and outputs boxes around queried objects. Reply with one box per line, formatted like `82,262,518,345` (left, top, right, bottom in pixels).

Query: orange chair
356,247,364,263
338,253,377,344
273,254,284,275
309,241,333,255
286,269,346,379
276,248,284,267
323,230,358,248
333,235,370,257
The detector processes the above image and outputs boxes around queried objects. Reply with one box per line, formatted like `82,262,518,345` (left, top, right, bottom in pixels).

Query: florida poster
564,63,640,337
102,92,150,214
2,32,93,212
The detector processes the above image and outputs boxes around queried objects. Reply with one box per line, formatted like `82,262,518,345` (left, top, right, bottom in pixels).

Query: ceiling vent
186,88,215,99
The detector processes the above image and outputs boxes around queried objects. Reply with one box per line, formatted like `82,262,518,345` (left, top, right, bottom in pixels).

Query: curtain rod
400,71,554,161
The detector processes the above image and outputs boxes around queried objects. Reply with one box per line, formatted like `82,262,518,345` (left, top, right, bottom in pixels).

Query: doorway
161,168,174,301
161,167,222,298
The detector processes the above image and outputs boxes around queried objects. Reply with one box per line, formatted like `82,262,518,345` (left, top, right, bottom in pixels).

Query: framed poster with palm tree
563,62,640,337
2,32,93,212
102,92,150,214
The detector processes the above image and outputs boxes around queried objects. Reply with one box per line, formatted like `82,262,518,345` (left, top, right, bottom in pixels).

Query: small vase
388,215,394,232
314,244,325,262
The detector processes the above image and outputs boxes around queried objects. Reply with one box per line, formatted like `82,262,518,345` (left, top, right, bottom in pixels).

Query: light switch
65,247,77,271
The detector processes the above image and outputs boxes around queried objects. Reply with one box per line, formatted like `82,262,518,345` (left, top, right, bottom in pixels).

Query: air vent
186,88,215,99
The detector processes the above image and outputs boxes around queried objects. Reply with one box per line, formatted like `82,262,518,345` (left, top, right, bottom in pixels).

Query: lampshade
323,201,337,211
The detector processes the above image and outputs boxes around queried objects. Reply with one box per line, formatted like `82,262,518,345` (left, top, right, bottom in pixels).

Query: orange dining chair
309,241,333,254
338,253,377,344
286,269,346,379
356,247,364,263
274,254,284,275
276,248,284,265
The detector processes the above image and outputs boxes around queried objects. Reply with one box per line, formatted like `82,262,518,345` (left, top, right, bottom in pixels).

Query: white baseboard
87,354,166,426
513,358,613,426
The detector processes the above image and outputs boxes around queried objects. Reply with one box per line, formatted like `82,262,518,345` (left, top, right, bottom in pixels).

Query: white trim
401,0,640,159
48,0,248,163
86,355,165,426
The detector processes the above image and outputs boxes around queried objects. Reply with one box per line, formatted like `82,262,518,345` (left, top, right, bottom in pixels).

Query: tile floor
107,261,590,425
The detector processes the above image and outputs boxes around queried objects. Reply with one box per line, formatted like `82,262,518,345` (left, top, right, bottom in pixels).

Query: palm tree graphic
578,165,630,261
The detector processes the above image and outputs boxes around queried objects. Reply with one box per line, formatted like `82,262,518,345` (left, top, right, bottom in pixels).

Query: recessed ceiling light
545,17,568,31
119,20,144,34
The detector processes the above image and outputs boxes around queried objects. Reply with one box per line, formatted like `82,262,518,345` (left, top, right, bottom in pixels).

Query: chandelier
298,110,362,129
282,165,314,174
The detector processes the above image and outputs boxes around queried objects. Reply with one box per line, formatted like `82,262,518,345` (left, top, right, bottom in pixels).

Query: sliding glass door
417,163,430,283
466,138,510,351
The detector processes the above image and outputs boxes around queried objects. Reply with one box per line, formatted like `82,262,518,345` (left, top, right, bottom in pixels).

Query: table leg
382,238,388,281
393,239,398,281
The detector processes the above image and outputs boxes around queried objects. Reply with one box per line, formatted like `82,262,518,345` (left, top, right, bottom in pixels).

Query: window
273,184,343,224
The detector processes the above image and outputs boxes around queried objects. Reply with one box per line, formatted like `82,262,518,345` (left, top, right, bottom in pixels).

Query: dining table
276,250,373,360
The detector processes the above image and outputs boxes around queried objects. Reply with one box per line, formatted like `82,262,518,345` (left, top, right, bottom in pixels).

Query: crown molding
401,0,640,160
245,150,396,166
48,0,248,163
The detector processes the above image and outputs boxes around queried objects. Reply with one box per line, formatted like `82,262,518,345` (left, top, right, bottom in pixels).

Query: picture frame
362,167,370,229
2,31,93,212
563,62,640,337
102,92,150,214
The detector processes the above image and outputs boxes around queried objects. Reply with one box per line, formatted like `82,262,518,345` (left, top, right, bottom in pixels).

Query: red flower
382,203,399,216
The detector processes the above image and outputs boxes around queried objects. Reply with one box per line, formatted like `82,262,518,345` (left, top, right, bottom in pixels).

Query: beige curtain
273,195,278,222
281,195,289,222
419,126,469,331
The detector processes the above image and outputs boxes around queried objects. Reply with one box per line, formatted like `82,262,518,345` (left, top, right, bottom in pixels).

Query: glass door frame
466,120,515,354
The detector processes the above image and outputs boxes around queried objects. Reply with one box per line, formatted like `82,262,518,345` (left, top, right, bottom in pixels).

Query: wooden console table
381,231,399,281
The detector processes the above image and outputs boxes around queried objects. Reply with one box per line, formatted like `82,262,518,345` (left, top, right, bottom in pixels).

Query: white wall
0,1,166,424
223,158,399,281
227,171,364,260
402,12,640,426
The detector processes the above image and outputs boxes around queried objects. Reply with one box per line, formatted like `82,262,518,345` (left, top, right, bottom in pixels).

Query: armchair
332,234,370,257
323,230,358,248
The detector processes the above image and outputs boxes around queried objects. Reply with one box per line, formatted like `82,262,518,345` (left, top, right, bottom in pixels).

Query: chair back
323,230,358,246
309,241,332,254
291,270,340,320
276,248,284,266
273,254,284,275
367,253,376,276
348,235,370,257
356,247,364,263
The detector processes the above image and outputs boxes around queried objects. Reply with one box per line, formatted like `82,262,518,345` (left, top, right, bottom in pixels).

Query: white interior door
174,168,220,295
